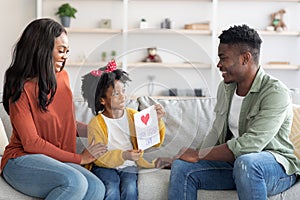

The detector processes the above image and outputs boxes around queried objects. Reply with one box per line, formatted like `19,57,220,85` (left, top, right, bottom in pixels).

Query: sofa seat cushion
138,169,170,200
0,177,41,200
138,168,300,200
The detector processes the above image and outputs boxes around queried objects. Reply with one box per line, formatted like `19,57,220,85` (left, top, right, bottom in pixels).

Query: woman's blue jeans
91,165,138,200
168,152,296,200
2,154,105,200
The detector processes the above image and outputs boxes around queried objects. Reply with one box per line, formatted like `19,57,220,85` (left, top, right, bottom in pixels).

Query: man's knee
172,159,188,173
233,153,264,181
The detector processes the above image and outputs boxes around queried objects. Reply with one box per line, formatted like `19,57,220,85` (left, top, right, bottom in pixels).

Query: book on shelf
184,22,210,30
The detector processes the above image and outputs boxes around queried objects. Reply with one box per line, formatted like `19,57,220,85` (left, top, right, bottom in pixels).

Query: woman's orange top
1,70,81,171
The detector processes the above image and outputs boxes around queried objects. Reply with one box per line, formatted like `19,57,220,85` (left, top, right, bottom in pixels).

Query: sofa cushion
290,104,300,159
0,118,9,156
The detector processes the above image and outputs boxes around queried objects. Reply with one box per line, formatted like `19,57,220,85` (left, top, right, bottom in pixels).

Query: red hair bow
90,59,117,77
105,59,117,72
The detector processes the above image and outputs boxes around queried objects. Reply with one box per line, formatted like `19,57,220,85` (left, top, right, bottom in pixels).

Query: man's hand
155,157,173,168
178,147,200,163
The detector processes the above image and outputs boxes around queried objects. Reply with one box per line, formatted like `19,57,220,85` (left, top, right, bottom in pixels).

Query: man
168,24,300,200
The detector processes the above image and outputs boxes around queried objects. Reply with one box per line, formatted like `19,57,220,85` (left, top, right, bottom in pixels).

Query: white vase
140,21,147,29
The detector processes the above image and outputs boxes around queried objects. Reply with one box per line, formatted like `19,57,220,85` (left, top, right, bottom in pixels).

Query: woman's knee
86,178,105,200
63,170,89,194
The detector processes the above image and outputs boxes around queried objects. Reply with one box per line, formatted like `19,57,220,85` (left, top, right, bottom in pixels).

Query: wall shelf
36,0,300,97
263,64,300,70
127,28,211,35
258,30,300,36
66,28,212,35
127,62,211,69
66,61,211,69
66,28,122,34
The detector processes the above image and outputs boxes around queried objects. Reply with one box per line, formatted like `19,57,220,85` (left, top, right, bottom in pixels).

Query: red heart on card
141,113,150,125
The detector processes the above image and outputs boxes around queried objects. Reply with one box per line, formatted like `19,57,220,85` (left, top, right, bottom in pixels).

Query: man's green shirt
203,67,300,175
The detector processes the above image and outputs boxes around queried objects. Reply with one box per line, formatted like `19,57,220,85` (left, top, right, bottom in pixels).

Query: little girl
82,60,166,200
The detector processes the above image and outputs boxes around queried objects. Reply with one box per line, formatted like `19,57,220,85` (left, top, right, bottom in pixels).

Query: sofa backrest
0,103,11,140
136,96,216,161
1,96,300,162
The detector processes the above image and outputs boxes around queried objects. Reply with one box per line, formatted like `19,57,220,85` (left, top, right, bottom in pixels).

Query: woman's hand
80,140,107,165
155,104,165,121
123,149,142,161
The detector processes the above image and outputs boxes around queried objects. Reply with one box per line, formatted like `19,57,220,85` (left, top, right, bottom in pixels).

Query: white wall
0,1,299,102
0,0,36,94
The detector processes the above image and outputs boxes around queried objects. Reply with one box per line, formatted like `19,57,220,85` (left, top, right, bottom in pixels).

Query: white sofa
1,96,300,200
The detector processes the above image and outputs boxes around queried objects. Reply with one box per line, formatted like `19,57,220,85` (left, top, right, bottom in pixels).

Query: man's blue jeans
168,152,296,200
2,154,105,200
91,165,138,200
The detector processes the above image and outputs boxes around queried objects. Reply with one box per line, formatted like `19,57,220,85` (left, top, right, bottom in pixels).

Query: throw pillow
290,104,300,159
0,118,9,155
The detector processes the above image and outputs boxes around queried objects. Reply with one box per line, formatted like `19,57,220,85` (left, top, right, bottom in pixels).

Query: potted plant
139,18,147,29
101,51,107,62
55,3,77,27
111,50,116,59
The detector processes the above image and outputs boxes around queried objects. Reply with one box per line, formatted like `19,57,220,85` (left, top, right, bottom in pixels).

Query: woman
1,18,107,200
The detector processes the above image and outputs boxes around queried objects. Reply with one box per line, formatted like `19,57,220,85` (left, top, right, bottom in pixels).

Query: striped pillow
289,104,300,159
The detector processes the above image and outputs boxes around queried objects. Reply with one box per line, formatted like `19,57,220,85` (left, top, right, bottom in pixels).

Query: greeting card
134,105,160,150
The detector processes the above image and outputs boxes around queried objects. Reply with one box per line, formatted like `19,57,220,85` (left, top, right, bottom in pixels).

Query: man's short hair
218,24,262,64
218,24,262,49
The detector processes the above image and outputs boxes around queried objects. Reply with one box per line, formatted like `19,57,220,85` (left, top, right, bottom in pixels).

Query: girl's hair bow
90,59,117,77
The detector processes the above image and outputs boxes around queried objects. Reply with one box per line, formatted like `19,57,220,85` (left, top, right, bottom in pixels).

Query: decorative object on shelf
167,88,204,97
169,88,177,96
142,47,162,63
270,9,287,32
100,19,111,29
147,75,155,96
184,22,210,30
161,18,174,29
55,3,77,27
194,88,203,97
111,50,116,59
101,51,107,62
140,18,148,29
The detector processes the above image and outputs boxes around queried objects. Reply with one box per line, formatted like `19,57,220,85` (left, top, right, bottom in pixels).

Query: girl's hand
155,104,165,121
123,149,142,161
80,140,107,165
